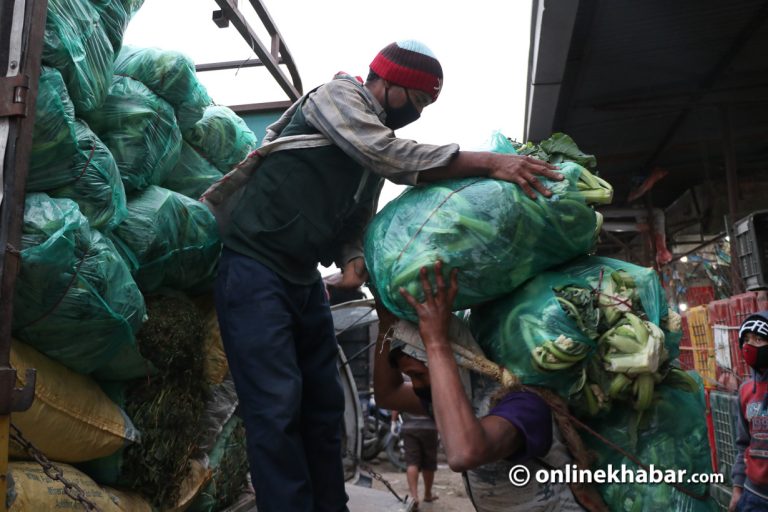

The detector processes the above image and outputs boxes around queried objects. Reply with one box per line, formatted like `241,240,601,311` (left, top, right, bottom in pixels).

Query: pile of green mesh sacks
14,0,257,509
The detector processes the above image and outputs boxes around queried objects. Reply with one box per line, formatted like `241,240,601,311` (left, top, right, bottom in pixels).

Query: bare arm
400,262,523,472
417,151,563,199
372,305,427,415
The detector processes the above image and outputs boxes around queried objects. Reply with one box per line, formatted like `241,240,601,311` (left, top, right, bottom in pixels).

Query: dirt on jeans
367,451,476,512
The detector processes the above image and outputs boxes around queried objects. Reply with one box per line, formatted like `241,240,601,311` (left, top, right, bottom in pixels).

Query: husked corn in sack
114,45,213,130
42,0,114,113
12,194,147,376
365,132,612,321
184,105,258,173
9,340,138,463
82,75,182,193
469,256,683,408
109,186,221,293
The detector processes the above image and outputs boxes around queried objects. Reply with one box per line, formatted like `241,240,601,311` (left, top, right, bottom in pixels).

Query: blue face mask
384,86,421,130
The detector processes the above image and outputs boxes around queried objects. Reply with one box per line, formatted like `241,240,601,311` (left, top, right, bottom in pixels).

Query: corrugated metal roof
526,0,768,213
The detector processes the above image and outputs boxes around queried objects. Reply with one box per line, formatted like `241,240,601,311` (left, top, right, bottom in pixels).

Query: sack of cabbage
469,256,692,417
365,132,613,321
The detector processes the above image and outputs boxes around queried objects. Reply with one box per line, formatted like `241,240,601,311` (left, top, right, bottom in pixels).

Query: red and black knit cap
370,40,443,102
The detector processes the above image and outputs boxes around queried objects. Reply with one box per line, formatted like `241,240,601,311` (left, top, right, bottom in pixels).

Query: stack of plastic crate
708,390,739,511
686,284,716,308
734,210,768,291
709,390,739,484
678,314,695,371
686,305,718,388
708,298,738,386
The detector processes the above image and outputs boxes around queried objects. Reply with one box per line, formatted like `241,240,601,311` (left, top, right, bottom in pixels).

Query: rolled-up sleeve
487,391,554,461
303,79,460,186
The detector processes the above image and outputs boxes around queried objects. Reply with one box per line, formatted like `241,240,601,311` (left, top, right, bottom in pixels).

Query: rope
17,244,91,329
72,143,96,184
543,394,709,501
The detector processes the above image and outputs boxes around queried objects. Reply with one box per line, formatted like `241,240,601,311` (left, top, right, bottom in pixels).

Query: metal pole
720,106,744,295
0,0,48,507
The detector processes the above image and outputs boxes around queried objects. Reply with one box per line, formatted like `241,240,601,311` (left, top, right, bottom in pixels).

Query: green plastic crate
709,391,740,486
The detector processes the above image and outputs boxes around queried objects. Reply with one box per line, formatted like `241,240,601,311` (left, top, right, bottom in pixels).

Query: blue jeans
215,248,348,512
737,488,768,511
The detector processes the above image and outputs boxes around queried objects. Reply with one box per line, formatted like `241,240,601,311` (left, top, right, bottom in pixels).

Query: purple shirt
487,391,553,462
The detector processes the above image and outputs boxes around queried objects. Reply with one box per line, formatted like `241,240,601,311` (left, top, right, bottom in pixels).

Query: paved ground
366,456,476,512
224,448,476,512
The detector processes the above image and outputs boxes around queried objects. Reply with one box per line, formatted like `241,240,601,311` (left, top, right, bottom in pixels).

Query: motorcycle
361,395,392,461
383,416,407,472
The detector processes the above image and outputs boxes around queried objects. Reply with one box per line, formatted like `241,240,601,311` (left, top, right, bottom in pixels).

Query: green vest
220,96,382,285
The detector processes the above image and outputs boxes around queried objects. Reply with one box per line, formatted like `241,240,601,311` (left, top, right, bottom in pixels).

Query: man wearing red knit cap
214,39,561,512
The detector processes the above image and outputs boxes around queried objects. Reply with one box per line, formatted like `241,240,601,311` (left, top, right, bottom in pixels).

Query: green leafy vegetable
83,75,182,192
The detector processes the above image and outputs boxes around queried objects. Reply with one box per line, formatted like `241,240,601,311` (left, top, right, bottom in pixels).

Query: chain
10,424,102,511
357,461,407,504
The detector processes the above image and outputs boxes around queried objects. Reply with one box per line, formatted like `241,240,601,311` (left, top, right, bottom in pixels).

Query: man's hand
489,154,563,200
324,257,369,290
398,260,458,347
728,486,742,511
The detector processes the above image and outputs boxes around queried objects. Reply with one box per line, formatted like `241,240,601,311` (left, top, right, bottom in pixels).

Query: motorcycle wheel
361,415,385,460
385,432,407,472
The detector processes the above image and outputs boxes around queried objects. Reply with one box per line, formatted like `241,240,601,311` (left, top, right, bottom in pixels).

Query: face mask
383,86,421,130
743,343,768,370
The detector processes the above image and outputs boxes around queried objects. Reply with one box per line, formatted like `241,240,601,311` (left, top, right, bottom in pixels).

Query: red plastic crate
686,285,715,308
758,290,768,311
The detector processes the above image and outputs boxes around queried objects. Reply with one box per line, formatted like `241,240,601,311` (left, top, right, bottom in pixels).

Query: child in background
730,311,768,511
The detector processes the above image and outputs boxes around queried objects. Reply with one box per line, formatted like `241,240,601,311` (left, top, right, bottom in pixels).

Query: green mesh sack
365,134,603,321
469,256,681,398
90,0,145,55
28,67,78,179
83,75,182,193
184,105,258,173
582,376,717,512
12,194,146,376
188,415,249,512
114,45,213,131
42,0,114,113
46,120,128,232
162,141,224,200
109,186,221,293
28,69,127,231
